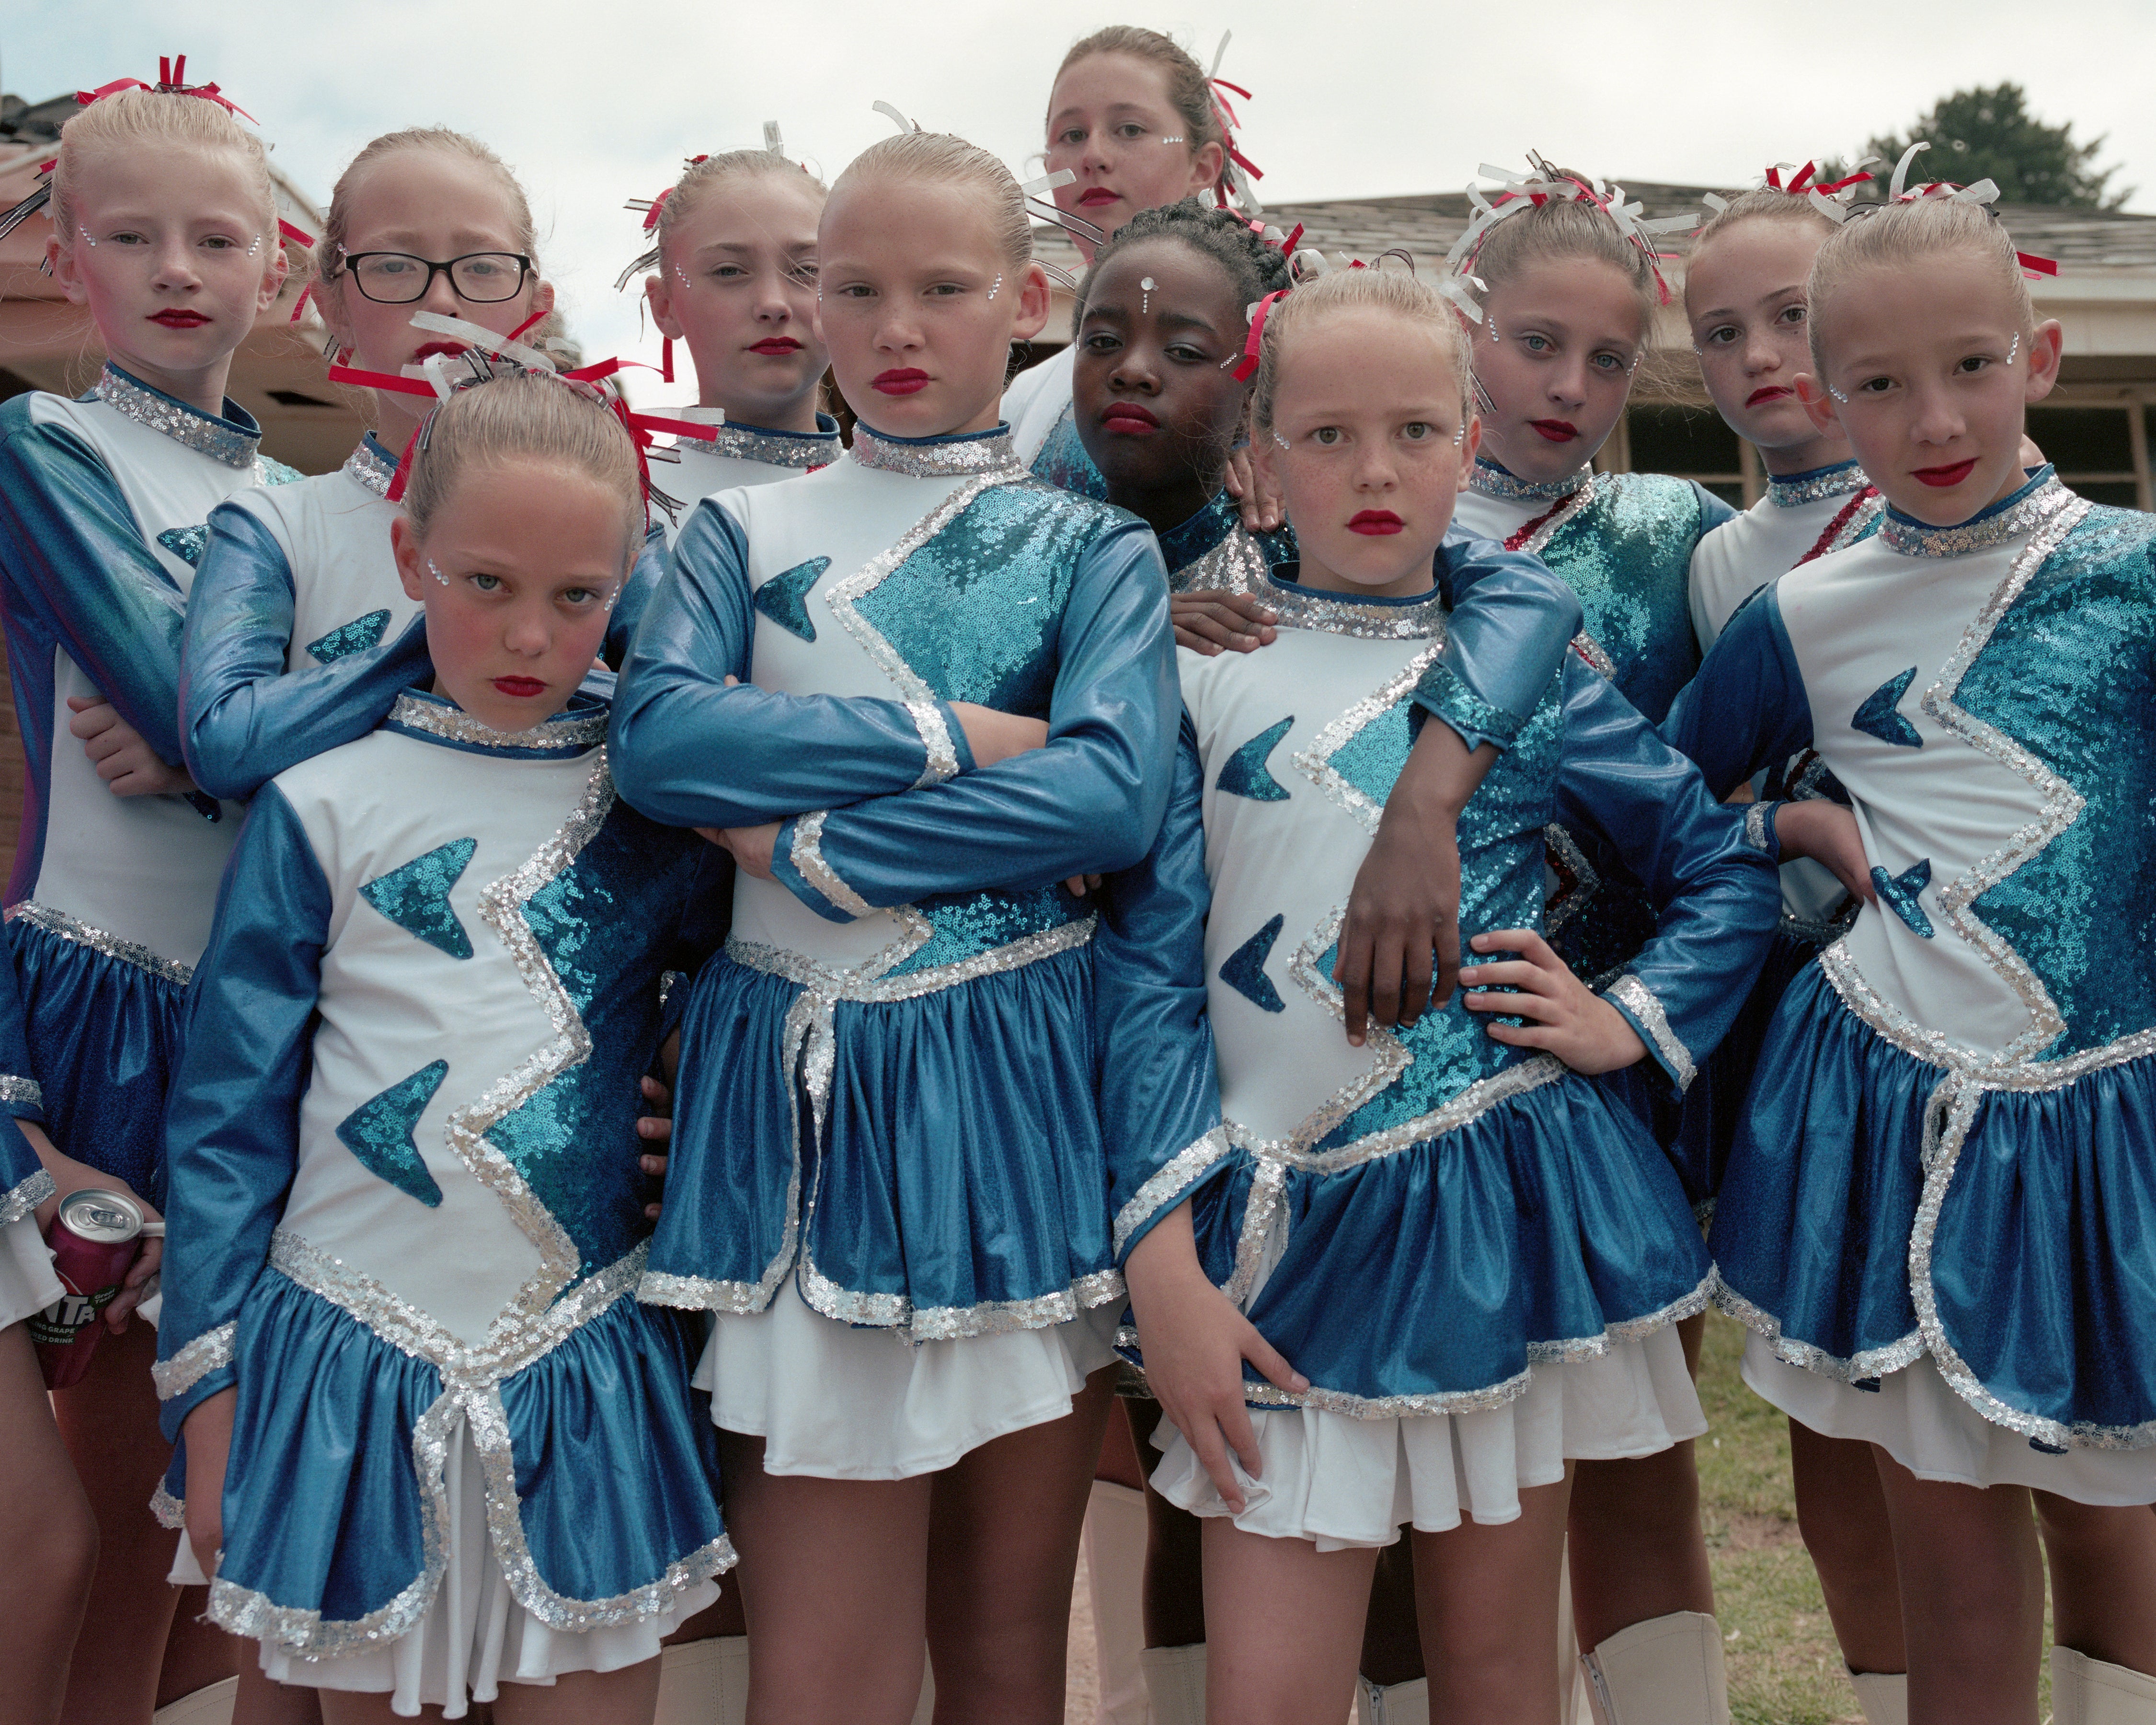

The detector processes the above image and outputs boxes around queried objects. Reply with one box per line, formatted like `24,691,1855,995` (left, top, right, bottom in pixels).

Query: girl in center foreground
1127,267,1778,1724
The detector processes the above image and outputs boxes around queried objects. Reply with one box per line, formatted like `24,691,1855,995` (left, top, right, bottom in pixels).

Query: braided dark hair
1073,200,1292,338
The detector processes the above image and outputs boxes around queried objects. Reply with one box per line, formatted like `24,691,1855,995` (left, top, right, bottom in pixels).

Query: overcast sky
9,0,2151,404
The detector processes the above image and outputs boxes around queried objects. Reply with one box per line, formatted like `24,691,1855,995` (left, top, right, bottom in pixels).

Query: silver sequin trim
0,1074,42,1109
1543,823,1600,939
1569,632,1618,679
1511,476,1599,559
153,1321,236,1402
788,812,875,920
388,694,608,753
1605,974,1696,1092
0,1166,53,1231
1880,472,2073,558
1767,463,1870,508
826,476,1026,786
92,366,259,469
341,438,396,500
849,424,1023,478
1294,644,1447,835
150,1483,185,1530
1470,459,1588,504
1248,570,1450,642
1743,801,1774,853
1111,1127,1229,1258
795,1249,1124,1342
1169,524,1273,597
699,420,838,470
1823,493,1886,556
5,900,192,986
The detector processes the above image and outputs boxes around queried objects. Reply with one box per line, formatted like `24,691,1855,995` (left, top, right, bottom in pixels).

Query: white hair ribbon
406,310,556,375
873,100,920,135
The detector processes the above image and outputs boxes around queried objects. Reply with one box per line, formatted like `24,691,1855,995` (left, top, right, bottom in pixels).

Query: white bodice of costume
1451,485,1542,548
1690,485,1876,651
1003,346,1075,467
658,413,835,546
228,464,414,673
275,729,613,1345
24,392,258,968
1780,528,2056,1058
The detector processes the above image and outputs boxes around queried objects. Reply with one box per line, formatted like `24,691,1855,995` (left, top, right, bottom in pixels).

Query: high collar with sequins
1767,460,1870,508
385,689,610,758
849,421,1021,479
343,434,400,500
91,364,263,470
1158,489,1242,574
679,409,840,471
1250,565,1449,640
1471,458,1590,505
1880,468,2069,558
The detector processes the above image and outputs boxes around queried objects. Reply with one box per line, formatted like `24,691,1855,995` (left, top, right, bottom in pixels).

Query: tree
1860,84,2130,209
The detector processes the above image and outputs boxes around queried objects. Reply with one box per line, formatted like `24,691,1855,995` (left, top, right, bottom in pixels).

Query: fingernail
1292,1375,1309,1392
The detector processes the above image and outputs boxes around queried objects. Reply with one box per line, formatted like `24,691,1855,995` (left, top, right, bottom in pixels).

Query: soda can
31,1189,150,1391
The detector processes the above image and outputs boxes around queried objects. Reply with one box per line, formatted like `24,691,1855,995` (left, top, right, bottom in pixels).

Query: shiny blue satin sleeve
1417,533,1586,750
1660,585,1813,800
154,784,329,1438
1095,712,1226,1261
604,521,665,670
0,411,188,761
1690,479,1740,536
770,519,1176,915
180,500,432,800
1555,660,1779,1088
610,496,984,828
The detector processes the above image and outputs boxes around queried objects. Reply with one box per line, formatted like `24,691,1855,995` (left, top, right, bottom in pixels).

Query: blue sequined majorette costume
0,924,63,1332
153,690,732,1710
1666,470,2156,1501
0,366,300,1207
1685,460,1885,1201
181,433,665,804
1144,553,1778,1549
1456,458,1738,1208
654,409,841,546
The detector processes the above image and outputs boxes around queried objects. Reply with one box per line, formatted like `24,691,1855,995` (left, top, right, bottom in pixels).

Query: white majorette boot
654,1635,748,1725
1140,1642,1208,1725
2053,1647,2156,1724
1847,1667,1908,1725
1084,1479,1153,1725
1355,1675,1431,1723
1580,1610,1731,1725
150,1678,236,1725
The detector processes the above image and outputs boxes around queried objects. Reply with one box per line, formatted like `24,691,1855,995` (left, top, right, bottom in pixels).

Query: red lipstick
1528,419,1579,443
493,676,546,699
1078,188,1120,208
871,368,929,396
1348,509,1405,536
1745,386,1794,407
749,336,803,356
149,309,208,328
1101,402,1160,434
410,339,469,361
1913,460,1977,489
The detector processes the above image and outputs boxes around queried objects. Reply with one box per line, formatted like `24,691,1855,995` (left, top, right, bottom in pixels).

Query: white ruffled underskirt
696,1280,1123,1479
0,1212,61,1330
1743,1335,2156,1506
1150,1324,1706,1551
170,1419,719,1719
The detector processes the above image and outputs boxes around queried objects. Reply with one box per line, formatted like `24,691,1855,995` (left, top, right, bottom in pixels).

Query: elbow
181,730,252,804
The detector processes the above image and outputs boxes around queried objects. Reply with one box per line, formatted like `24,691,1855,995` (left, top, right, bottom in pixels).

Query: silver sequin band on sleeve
1743,801,1775,853
0,1165,53,1230
151,1321,236,1401
6,901,193,986
0,1074,43,1109
1605,974,1696,1091
788,812,876,920
1112,1126,1229,1258
93,365,260,469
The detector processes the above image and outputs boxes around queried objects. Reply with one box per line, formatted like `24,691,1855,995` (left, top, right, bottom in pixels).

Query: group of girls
0,23,2150,1725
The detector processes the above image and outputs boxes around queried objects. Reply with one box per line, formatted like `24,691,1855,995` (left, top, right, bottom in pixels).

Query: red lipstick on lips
1746,386,1794,407
1528,419,1579,443
1348,509,1405,536
149,309,209,328
749,336,803,356
410,339,469,361
871,368,929,396
1913,459,1978,489
1101,402,1160,434
493,676,547,699
1077,188,1120,208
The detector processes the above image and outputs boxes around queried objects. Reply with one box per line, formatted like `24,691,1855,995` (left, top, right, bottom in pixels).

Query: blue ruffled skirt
206,1262,731,1659
8,913,187,1204
645,944,1122,1337
1712,960,2156,1452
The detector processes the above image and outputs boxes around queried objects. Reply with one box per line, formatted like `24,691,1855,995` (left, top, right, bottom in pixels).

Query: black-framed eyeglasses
338,250,534,305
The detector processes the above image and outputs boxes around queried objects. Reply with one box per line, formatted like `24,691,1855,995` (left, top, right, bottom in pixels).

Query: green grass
1696,1309,2054,1724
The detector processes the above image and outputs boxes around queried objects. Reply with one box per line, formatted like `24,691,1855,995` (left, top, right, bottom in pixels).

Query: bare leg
1415,1475,1573,1725
1789,1422,1906,1674
0,1320,97,1725
714,1428,932,1725
1120,1398,1206,1649
2035,1492,2156,1675
926,1367,1118,1723
1872,1449,2043,1725
1202,1519,1380,1724
233,1665,323,1724
1566,1445,1714,1650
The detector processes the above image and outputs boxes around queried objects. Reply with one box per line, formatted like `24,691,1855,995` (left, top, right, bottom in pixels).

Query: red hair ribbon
78,57,257,123
1232,288,1287,382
